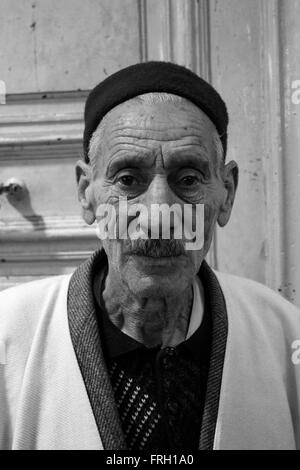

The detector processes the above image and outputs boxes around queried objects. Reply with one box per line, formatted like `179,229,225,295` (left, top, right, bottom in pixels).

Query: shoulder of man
0,275,73,449
0,275,71,345
213,268,300,329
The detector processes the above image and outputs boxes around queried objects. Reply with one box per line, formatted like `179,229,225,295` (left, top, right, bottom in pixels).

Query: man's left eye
179,175,199,186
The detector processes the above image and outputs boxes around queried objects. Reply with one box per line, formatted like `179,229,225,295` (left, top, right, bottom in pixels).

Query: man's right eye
117,175,137,187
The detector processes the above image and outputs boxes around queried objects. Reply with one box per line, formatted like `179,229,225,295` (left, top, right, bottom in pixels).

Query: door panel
1,0,299,307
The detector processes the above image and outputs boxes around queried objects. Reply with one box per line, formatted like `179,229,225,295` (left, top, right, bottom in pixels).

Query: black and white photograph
0,0,300,454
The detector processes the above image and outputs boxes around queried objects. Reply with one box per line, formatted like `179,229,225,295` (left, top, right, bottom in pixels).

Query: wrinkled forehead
87,94,223,176
101,96,217,149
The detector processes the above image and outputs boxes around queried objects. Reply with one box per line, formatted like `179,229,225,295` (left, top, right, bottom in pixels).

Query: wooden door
1,0,300,307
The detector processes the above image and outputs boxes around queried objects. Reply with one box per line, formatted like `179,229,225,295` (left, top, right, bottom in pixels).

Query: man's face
78,98,237,298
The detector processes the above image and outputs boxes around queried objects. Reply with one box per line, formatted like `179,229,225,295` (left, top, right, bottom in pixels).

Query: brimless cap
83,61,228,161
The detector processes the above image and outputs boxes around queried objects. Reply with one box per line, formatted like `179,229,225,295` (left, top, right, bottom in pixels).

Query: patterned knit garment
108,346,208,451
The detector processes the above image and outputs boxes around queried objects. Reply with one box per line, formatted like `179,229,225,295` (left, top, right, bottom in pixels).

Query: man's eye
118,175,137,187
179,175,199,186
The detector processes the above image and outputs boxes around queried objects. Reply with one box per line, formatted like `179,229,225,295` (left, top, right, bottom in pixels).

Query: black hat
83,61,228,161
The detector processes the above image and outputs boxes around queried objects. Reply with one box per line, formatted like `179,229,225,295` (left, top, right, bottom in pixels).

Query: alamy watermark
291,340,300,365
291,80,300,104
95,198,204,251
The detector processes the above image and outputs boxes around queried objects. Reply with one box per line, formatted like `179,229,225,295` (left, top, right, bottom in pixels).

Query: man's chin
122,254,193,296
126,275,182,298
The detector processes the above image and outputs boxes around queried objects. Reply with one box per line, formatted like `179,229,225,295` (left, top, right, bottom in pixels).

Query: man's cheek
93,180,121,206
204,205,217,241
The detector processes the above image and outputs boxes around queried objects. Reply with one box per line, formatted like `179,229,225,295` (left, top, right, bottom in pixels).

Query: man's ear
217,160,239,227
75,160,96,225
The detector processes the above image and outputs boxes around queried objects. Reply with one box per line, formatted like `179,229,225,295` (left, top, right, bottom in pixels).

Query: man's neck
98,268,194,348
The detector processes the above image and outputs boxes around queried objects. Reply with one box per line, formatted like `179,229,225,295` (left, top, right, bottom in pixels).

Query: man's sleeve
0,288,31,450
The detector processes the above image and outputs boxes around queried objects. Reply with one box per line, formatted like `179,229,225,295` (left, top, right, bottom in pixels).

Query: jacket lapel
198,261,228,450
67,250,127,450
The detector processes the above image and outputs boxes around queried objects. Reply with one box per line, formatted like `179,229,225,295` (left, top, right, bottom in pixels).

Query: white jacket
0,268,300,450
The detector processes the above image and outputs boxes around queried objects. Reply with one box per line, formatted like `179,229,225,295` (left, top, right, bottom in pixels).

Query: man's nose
138,175,180,238
143,175,176,206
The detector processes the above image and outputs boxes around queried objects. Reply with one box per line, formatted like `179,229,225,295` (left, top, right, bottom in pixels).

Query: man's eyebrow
106,151,154,176
171,139,210,154
165,147,210,169
105,142,211,175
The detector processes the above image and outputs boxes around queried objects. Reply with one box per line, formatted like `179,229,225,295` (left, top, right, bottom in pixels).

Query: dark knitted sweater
67,249,228,450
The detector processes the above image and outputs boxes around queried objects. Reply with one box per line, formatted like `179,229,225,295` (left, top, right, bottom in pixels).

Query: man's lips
128,253,185,270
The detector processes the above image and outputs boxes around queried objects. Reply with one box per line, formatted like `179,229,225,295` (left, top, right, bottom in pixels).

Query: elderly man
0,62,300,451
